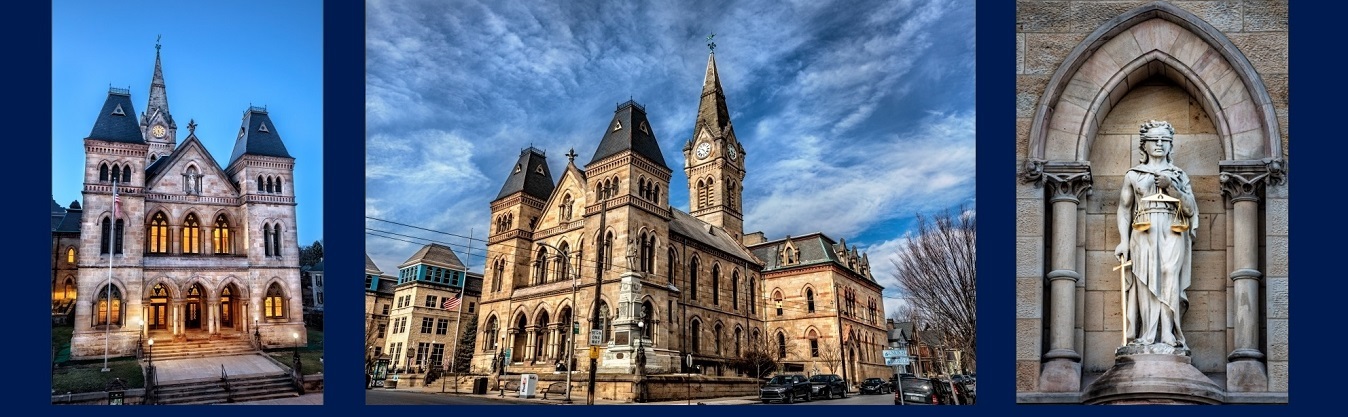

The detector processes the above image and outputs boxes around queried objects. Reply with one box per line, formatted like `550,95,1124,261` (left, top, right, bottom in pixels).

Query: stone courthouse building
1015,1,1288,403
65,43,308,359
470,50,889,390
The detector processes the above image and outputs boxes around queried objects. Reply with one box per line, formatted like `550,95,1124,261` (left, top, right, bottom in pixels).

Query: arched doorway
512,313,528,364
186,283,205,329
149,283,170,330
534,310,550,363
220,284,239,331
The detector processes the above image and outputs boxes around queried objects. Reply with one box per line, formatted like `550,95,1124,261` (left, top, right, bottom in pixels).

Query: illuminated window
264,283,285,318
148,212,169,253
95,285,123,327
183,214,200,254
66,248,76,264
213,215,231,254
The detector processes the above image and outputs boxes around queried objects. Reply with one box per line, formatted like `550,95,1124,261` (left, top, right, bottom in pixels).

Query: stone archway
1016,1,1288,402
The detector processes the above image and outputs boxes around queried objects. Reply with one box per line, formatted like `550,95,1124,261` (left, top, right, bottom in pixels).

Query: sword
1113,258,1133,346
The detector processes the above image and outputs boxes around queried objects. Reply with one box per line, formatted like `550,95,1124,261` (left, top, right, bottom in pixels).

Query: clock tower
141,38,177,164
682,47,745,240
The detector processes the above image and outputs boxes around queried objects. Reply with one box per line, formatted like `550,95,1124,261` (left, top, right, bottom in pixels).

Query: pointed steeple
694,52,733,139
144,37,173,129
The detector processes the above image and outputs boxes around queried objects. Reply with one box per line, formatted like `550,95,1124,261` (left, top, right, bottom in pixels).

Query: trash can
473,377,489,394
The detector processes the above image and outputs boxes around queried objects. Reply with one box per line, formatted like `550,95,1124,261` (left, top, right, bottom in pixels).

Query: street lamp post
146,338,154,369
137,319,144,359
292,332,301,375
253,319,261,350
635,320,647,403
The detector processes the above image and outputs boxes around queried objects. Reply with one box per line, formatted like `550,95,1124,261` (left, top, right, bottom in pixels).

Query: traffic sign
589,346,600,359
589,329,603,345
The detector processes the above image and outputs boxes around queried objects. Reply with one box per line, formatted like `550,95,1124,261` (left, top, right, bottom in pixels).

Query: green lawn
51,358,144,394
266,328,324,375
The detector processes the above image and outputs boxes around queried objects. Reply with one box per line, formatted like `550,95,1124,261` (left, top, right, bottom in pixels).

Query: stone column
1220,162,1270,391
1039,163,1091,392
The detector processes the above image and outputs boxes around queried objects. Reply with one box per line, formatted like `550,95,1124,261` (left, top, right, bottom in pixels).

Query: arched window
807,288,816,313
774,292,783,316
598,301,611,343
533,246,548,285
148,212,169,253
654,184,661,203
257,176,265,192
492,258,504,292
696,179,705,210
706,178,715,206
603,231,614,271
99,163,109,182
276,177,284,194
213,215,232,254
264,283,285,318
714,323,723,355
734,327,742,356
264,223,274,256
731,271,740,310
689,257,700,300
638,231,653,273
114,219,125,254
100,217,112,254
66,247,76,264
777,331,787,359
749,277,756,312
95,284,123,326
63,277,76,300
808,330,820,357
690,319,701,352
266,177,274,193
484,316,499,351
711,265,720,305
273,223,283,257
666,249,677,284
183,214,201,254
121,165,131,183
554,242,570,282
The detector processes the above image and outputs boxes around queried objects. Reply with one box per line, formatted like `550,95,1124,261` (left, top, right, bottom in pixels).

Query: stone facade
66,44,307,359
1016,0,1288,403
468,51,889,388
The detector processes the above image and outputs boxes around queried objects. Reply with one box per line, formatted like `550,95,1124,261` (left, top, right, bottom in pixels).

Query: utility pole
587,197,608,405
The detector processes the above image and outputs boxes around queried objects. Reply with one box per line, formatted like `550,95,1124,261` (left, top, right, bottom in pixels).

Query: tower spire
147,36,171,123
696,44,732,136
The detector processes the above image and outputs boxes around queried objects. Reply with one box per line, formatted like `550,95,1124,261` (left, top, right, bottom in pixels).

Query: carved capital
1219,160,1272,203
1043,162,1092,203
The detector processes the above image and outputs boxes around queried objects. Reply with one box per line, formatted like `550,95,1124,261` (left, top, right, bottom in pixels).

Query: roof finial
156,34,162,51
706,33,716,53
566,148,577,163
188,119,197,135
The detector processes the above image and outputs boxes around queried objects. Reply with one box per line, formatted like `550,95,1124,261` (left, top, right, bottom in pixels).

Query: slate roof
228,107,292,167
53,208,83,234
86,89,146,144
693,53,733,138
589,100,669,170
668,208,761,266
365,253,383,275
748,233,874,282
51,198,67,230
310,259,324,272
399,243,467,270
495,147,555,201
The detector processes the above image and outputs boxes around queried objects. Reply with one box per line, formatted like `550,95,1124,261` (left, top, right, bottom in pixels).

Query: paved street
754,392,893,406
367,389,544,405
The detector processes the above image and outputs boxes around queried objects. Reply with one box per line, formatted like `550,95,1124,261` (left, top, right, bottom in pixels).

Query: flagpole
102,180,117,372
447,229,470,391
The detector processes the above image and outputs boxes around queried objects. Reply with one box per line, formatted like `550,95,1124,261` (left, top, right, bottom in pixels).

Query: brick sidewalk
385,382,759,405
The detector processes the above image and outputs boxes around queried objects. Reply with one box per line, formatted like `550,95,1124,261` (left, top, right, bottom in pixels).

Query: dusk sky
365,0,977,316
52,0,325,246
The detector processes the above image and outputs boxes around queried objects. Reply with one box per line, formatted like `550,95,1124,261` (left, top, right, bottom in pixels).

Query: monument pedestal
1083,353,1224,404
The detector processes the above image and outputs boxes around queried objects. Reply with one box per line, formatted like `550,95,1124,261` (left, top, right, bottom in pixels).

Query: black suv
894,376,955,405
808,374,847,400
760,374,812,404
860,377,891,395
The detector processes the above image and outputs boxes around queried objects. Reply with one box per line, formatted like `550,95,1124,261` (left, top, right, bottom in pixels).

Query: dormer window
514,164,522,173
535,165,545,175
640,121,649,134
111,104,125,116
613,121,623,131
258,122,270,133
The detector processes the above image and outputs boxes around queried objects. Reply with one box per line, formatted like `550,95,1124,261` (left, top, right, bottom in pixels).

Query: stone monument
1083,121,1222,404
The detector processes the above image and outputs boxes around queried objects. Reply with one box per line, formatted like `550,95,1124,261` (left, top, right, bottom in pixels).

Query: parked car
860,377,891,395
894,376,955,405
760,374,812,404
808,374,847,399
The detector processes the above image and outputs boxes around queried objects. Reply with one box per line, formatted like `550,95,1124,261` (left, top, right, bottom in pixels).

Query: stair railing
221,364,234,403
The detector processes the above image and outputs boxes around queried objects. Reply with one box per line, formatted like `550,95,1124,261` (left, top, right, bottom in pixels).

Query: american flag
112,182,121,218
442,294,461,311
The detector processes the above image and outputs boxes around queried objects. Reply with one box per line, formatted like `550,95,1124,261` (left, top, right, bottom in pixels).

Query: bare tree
890,206,976,371
731,331,800,380
816,343,841,375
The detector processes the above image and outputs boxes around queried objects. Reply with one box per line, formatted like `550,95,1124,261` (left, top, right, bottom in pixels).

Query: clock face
151,125,166,138
728,146,738,161
695,142,712,160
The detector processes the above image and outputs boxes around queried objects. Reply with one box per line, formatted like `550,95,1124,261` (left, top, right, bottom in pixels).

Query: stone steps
149,339,255,361
154,372,298,405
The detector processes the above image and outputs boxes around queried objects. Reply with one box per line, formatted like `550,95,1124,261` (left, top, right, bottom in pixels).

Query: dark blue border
20,0,1344,415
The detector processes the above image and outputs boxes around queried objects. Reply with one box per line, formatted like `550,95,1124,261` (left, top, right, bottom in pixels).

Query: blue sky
52,0,324,247
364,0,976,316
